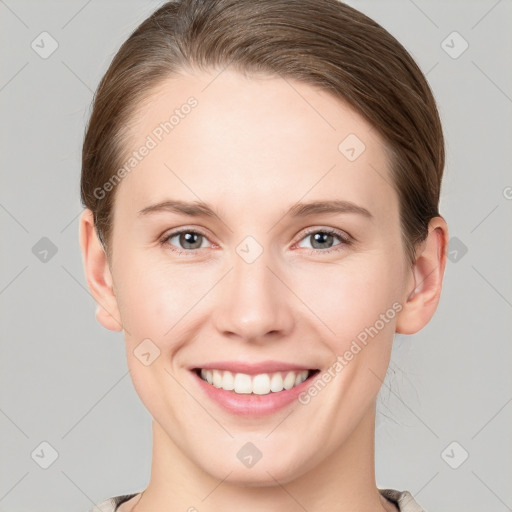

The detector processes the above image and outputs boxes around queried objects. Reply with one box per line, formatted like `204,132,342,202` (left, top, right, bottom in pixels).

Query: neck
134,402,395,512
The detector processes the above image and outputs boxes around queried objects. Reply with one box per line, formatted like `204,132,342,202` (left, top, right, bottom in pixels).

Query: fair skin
80,68,448,512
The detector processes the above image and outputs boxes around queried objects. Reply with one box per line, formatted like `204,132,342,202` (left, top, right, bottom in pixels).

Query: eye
159,228,213,255
159,226,352,256
295,228,352,254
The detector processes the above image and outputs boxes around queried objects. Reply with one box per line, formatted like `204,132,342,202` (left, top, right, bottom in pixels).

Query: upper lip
191,360,315,375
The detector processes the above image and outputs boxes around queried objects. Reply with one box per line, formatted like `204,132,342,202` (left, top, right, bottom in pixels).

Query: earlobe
79,209,123,332
395,217,449,335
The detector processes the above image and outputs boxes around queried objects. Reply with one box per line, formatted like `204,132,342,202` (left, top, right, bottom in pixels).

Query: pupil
181,232,201,249
312,232,332,249
178,232,334,250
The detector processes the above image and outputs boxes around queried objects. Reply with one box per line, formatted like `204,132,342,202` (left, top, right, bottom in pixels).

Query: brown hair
81,0,444,265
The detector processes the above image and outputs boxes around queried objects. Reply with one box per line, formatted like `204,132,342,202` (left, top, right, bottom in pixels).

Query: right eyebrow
137,200,218,218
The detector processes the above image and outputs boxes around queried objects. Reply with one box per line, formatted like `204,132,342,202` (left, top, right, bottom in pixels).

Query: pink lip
190,360,314,375
190,366,320,417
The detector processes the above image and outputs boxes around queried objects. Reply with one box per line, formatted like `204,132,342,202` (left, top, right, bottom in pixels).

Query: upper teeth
200,369,310,395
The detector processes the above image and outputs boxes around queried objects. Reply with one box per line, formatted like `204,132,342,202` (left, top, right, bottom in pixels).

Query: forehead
115,68,398,222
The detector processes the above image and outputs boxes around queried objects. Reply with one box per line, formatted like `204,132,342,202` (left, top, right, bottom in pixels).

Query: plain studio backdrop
0,1,511,511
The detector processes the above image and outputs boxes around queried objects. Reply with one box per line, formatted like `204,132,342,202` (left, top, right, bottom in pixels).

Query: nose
212,247,295,343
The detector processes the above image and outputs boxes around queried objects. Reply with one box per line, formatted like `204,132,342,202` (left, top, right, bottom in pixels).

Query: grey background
1,0,511,511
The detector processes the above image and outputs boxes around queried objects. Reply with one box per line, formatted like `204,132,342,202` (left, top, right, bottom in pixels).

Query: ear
395,216,449,335
79,208,123,332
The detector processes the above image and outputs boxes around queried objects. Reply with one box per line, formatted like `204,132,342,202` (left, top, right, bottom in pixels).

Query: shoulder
89,490,424,512
85,497,116,512
86,493,139,512
379,488,427,512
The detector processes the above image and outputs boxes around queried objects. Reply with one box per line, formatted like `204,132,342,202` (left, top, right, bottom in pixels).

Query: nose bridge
213,239,293,341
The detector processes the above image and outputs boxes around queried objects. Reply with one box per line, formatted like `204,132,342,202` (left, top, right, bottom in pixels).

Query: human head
80,0,445,268
79,0,448,497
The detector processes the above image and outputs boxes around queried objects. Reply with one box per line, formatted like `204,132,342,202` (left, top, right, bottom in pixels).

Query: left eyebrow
137,199,373,220
137,200,218,218
288,199,373,220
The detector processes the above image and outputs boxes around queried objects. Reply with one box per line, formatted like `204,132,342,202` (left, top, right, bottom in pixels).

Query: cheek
114,251,204,338
293,253,402,347
116,256,196,413
115,242,403,354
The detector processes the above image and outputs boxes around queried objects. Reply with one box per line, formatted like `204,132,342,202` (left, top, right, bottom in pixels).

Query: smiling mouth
193,368,319,395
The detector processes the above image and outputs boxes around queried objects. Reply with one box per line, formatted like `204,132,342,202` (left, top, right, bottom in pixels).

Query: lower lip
191,370,319,417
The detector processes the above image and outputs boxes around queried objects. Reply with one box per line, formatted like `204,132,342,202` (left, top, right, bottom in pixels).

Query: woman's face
99,68,415,484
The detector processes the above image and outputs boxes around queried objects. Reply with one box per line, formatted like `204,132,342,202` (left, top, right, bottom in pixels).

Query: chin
199,447,314,488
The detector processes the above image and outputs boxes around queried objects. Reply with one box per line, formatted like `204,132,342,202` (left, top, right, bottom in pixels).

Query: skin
80,68,448,512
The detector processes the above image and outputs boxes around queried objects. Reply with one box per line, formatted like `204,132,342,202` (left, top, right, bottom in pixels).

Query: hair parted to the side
80,0,444,266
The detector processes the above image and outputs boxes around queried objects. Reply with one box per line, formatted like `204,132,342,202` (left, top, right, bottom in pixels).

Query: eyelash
158,227,353,256
295,227,352,255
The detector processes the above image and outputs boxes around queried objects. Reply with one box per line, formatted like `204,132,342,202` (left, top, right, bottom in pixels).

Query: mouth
192,368,320,395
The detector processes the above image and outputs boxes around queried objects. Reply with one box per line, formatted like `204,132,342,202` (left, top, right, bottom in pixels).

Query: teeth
222,370,234,391
252,374,270,395
234,373,252,394
199,369,310,395
212,369,223,388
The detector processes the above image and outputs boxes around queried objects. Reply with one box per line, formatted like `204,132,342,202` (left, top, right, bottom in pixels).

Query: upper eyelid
163,226,213,243
162,226,351,249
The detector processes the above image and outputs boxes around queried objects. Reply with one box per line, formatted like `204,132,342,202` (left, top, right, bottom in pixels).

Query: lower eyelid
296,230,350,246
161,229,351,253
162,230,211,249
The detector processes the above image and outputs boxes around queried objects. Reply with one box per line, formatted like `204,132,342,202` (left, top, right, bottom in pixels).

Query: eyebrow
137,199,372,220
